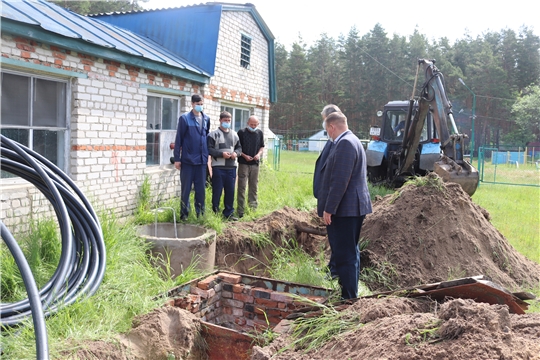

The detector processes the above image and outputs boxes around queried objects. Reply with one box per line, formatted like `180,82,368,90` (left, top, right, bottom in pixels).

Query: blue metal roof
0,0,211,83
93,3,277,103
92,4,222,77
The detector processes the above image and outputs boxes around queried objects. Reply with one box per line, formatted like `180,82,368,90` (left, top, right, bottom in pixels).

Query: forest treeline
269,24,540,148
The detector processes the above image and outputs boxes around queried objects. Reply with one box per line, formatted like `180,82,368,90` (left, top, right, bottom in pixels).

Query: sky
141,0,538,49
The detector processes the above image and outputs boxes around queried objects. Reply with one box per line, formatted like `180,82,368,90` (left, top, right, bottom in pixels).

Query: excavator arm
397,59,479,195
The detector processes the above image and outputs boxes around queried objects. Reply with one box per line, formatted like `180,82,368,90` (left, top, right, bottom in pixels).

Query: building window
146,94,179,166
221,105,250,132
1,71,68,178
240,34,252,69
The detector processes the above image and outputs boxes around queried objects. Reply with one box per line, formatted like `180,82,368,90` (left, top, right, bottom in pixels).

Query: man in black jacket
237,116,265,218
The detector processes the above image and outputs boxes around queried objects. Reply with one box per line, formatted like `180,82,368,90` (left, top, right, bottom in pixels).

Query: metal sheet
367,276,532,314
1,0,208,76
92,5,222,76
419,282,528,314
3,0,81,38
1,1,40,25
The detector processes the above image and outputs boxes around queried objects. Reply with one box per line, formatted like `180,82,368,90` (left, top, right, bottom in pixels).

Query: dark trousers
326,215,366,299
211,167,236,218
180,163,207,218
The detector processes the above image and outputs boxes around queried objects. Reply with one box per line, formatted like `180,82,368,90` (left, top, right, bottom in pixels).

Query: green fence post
478,146,483,187
273,137,281,171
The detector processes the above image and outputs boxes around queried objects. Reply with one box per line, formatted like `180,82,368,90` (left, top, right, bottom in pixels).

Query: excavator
366,59,479,196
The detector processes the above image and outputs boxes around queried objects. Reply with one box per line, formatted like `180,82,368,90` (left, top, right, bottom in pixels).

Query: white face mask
322,121,326,130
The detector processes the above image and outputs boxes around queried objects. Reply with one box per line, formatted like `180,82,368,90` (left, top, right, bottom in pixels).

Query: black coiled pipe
0,135,106,359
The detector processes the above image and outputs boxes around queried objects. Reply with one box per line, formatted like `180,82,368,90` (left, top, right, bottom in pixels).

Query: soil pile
68,306,205,360
360,174,540,291
69,176,540,359
254,297,540,360
214,174,540,293
214,206,327,275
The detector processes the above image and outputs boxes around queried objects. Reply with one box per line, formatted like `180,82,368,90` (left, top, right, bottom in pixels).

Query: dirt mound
67,178,540,360
215,176,540,293
360,174,540,291
215,206,327,274
256,298,540,360
68,306,205,360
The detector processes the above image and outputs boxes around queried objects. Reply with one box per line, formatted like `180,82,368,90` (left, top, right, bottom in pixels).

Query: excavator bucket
434,155,479,196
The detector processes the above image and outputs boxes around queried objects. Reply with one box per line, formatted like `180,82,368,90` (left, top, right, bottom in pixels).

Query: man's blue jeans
211,167,236,218
180,163,206,218
326,215,366,299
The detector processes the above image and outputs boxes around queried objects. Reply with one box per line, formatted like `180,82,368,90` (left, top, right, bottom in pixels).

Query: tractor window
383,109,432,142
383,111,406,141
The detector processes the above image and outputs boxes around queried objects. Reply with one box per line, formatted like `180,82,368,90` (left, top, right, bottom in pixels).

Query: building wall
1,10,274,231
0,33,199,230
207,11,271,135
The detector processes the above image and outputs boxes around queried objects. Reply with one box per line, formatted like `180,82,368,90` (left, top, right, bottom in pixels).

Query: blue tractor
366,59,479,196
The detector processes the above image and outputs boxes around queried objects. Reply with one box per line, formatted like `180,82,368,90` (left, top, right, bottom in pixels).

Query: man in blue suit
313,104,341,199
313,104,342,279
317,111,373,299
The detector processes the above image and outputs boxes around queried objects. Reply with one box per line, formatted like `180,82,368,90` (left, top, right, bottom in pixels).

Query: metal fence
477,146,540,188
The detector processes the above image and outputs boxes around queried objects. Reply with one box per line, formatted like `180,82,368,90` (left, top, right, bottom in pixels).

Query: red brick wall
168,272,327,333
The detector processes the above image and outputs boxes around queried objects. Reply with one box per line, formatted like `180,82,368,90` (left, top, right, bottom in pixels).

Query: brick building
0,1,276,229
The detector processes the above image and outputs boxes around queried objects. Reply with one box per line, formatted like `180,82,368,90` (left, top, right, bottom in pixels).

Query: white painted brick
0,26,266,230
74,166,90,173
86,86,99,94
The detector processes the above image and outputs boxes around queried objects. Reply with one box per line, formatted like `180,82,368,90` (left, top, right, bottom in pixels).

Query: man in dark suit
313,104,342,278
313,104,341,199
317,111,373,299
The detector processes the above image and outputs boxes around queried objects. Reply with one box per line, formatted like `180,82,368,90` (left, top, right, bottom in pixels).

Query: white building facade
0,1,275,230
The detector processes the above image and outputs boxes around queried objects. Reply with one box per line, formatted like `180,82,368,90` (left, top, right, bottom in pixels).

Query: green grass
268,240,335,289
472,164,540,263
0,211,202,359
278,296,363,354
478,161,540,186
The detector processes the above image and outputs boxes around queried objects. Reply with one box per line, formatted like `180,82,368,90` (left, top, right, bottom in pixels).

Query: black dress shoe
227,216,239,221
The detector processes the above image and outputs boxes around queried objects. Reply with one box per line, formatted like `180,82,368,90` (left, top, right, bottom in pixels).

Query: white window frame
220,105,251,133
0,69,70,182
146,93,181,166
240,33,252,69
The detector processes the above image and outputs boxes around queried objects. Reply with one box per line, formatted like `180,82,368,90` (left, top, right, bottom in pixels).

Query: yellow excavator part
433,155,479,196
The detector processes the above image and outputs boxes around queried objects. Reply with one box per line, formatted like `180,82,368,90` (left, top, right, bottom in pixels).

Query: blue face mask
194,104,204,112
221,122,231,129
247,126,257,132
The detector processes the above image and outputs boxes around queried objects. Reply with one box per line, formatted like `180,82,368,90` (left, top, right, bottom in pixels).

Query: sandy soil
70,175,540,360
